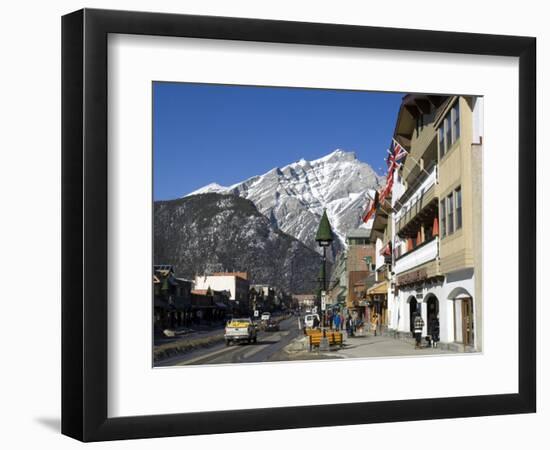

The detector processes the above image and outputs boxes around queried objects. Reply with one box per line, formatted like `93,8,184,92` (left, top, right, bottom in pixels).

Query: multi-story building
327,251,348,306
194,271,250,313
344,227,377,320
368,203,393,330
293,294,316,311
389,94,483,351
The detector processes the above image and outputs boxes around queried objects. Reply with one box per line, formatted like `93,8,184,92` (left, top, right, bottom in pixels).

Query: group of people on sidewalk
311,311,382,338
308,308,441,350
331,313,362,336
413,312,440,349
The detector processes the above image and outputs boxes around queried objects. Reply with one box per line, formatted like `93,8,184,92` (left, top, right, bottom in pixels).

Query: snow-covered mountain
155,194,323,293
186,182,227,196
185,149,383,257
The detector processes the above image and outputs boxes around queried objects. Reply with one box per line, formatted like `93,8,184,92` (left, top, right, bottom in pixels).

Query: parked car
224,318,257,345
265,320,280,332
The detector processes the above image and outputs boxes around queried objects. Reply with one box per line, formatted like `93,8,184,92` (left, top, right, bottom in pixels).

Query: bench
308,330,343,350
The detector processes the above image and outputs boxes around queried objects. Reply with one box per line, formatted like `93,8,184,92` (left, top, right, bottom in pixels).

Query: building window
440,200,446,237
452,102,460,144
447,193,454,235
455,186,462,230
438,100,461,158
438,127,445,159
415,114,425,137
445,115,452,152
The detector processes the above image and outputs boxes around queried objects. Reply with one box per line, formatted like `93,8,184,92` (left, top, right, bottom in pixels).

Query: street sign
254,310,259,317
321,292,327,311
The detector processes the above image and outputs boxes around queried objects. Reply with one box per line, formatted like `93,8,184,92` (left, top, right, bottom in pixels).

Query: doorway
408,296,418,334
426,295,439,338
461,297,474,346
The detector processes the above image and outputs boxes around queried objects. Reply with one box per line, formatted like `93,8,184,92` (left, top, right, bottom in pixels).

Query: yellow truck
224,318,257,345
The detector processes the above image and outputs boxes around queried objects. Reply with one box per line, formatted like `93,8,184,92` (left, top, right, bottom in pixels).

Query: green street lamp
315,209,334,345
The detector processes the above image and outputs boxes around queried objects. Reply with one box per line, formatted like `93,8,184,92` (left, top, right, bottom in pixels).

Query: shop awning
367,281,388,296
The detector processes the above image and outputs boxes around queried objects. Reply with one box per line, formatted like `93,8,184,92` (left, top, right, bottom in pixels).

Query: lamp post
315,209,334,350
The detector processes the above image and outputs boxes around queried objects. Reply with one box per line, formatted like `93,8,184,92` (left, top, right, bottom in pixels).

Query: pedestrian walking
413,312,424,349
429,314,440,348
370,312,379,336
347,315,354,337
333,313,341,331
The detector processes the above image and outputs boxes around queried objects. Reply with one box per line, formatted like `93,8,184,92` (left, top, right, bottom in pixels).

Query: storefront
367,281,389,329
394,268,445,340
445,269,476,348
393,267,476,349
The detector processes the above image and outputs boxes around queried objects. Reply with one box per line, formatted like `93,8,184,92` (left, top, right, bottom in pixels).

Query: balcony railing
394,166,437,223
394,237,439,275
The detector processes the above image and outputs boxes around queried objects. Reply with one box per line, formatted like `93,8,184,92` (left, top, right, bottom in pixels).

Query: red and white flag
362,191,379,223
366,139,408,222
391,138,408,163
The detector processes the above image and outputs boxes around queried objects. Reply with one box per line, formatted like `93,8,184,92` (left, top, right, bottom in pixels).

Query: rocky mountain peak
184,149,383,258
310,148,357,165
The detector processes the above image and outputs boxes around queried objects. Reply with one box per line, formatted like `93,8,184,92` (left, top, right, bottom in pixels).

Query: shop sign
397,268,428,286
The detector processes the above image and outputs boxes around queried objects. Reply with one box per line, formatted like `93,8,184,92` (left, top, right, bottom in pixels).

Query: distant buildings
153,265,231,332
345,227,376,318
327,252,347,305
293,294,316,310
154,265,301,331
194,272,250,306
249,284,277,313
323,226,379,325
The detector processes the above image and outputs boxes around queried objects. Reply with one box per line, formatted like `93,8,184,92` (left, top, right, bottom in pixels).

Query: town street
155,313,456,367
156,316,302,366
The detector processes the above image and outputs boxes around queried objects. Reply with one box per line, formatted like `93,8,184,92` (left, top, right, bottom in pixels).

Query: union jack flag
365,139,408,223
387,138,408,168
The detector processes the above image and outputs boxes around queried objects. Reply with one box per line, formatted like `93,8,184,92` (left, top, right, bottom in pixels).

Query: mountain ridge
184,149,383,256
154,193,324,294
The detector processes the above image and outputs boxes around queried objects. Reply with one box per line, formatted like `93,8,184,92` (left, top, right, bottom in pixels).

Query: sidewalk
282,331,456,361
333,333,454,358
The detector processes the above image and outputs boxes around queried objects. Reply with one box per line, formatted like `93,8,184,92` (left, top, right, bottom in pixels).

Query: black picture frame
62,8,536,442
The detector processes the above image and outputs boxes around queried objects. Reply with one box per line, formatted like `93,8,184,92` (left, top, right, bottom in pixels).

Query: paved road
156,316,301,366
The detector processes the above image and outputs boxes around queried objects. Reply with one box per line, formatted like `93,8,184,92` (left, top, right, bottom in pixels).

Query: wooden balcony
394,167,438,236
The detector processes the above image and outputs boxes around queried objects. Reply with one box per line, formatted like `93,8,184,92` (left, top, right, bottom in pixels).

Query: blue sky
153,82,403,200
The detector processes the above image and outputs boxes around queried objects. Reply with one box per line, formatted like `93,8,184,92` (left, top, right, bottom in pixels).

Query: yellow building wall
438,97,475,273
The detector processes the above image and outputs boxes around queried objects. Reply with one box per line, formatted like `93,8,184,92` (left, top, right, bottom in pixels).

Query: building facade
194,271,250,314
344,227,377,321
293,294,316,311
388,94,483,351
